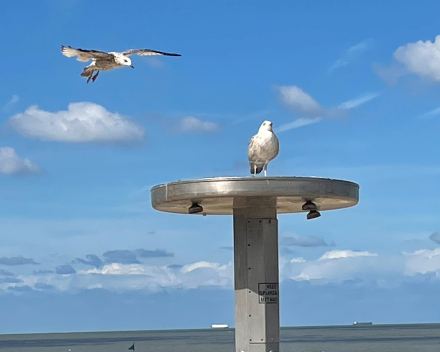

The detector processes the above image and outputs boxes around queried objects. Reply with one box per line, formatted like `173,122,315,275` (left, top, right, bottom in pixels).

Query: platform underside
151,177,359,215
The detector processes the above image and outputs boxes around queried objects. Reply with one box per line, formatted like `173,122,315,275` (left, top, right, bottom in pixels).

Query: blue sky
1,0,440,334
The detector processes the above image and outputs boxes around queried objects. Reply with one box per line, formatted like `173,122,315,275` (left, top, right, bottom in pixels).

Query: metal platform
151,176,359,215
151,176,359,352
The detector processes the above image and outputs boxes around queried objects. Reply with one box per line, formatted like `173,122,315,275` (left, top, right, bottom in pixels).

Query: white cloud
393,35,440,81
6,246,440,294
7,102,145,143
281,247,440,284
85,263,145,275
2,260,233,293
177,116,220,134
281,249,396,283
3,95,19,109
338,92,380,110
274,85,377,133
275,117,322,133
276,86,325,119
329,39,374,72
404,248,440,276
419,107,440,119
181,261,228,273
0,147,42,175
319,250,377,260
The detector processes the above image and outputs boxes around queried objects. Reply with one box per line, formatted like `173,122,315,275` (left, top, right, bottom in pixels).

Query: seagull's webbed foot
92,71,100,82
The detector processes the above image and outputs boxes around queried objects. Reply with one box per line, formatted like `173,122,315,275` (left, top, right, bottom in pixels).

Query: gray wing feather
61,46,112,62
247,136,259,161
122,48,181,57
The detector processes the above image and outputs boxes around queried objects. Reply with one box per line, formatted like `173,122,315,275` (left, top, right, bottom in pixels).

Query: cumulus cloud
329,39,374,72
282,249,391,283
274,86,378,133
136,249,174,258
276,86,325,119
0,259,233,294
0,147,43,175
103,250,140,264
280,233,330,247
376,35,440,84
404,248,440,276
74,254,104,268
5,246,440,294
430,232,440,244
172,116,221,134
55,265,76,275
7,102,145,143
0,256,38,266
77,260,233,291
319,250,377,260
393,35,440,81
146,112,221,135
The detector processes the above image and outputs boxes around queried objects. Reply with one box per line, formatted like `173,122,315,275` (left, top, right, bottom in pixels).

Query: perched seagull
247,120,279,176
61,45,181,83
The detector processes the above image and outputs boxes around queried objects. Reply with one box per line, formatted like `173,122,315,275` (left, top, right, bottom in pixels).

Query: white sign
258,283,278,304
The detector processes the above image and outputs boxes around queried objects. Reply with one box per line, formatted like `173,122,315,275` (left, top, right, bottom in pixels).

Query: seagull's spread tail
250,164,263,175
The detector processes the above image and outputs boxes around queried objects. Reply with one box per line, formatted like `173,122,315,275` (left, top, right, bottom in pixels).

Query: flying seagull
247,120,279,176
61,45,181,83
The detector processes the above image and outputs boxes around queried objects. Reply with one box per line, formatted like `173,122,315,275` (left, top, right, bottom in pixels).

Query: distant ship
353,321,373,326
211,324,229,329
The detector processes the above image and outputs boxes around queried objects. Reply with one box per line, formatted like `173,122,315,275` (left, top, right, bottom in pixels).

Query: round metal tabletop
150,177,359,215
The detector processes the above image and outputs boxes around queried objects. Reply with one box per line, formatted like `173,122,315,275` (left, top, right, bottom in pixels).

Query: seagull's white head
114,54,134,68
259,120,274,132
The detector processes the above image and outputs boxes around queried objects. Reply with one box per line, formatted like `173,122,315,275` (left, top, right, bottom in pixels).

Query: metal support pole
233,197,280,352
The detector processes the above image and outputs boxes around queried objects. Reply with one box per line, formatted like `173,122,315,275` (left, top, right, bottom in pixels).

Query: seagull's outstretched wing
61,46,112,62
122,49,181,57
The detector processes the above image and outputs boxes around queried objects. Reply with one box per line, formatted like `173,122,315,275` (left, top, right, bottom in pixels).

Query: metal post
150,177,359,352
233,197,280,352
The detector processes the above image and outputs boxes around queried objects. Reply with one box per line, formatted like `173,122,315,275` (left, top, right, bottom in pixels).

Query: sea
1,324,440,352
